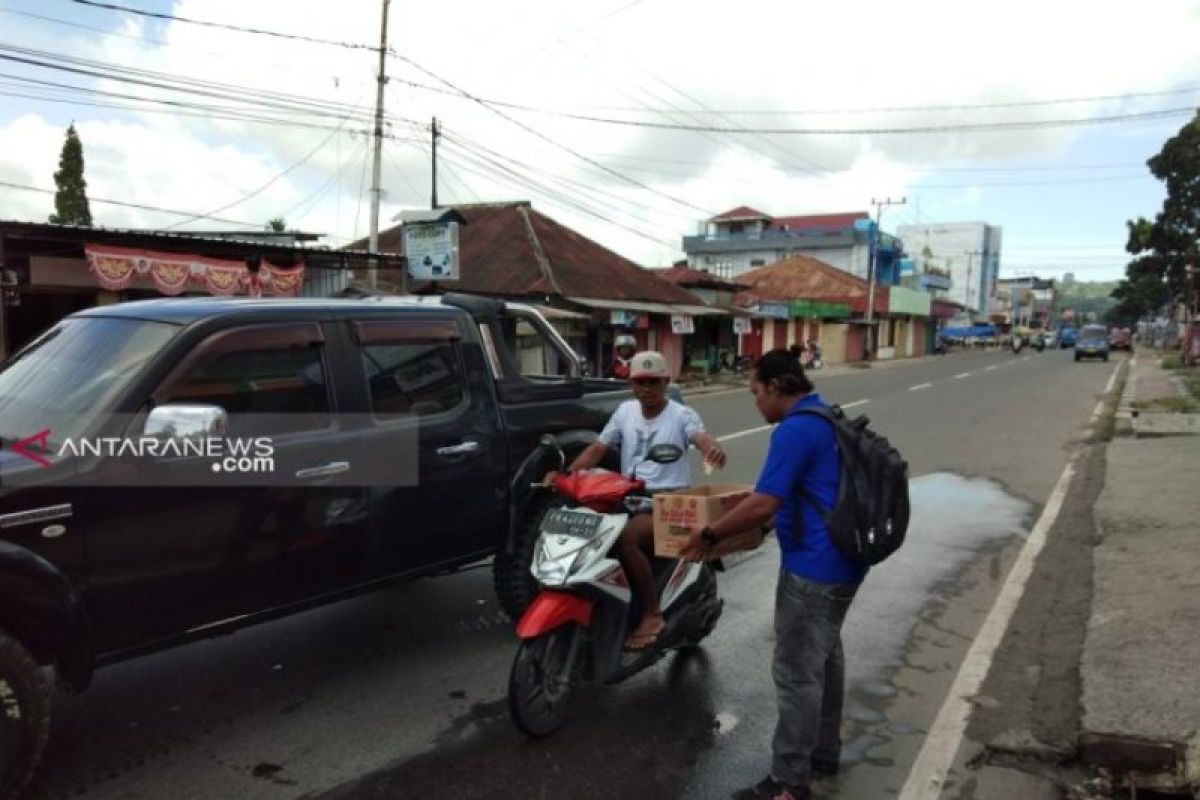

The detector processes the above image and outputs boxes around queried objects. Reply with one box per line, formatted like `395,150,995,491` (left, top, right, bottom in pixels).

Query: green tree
266,217,287,232
48,123,92,226
1111,110,1200,320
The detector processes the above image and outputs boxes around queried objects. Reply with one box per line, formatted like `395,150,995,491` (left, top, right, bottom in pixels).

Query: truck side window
160,345,331,435
361,341,465,417
499,315,578,380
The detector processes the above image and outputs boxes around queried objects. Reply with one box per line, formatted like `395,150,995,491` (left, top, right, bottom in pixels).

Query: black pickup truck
0,293,635,795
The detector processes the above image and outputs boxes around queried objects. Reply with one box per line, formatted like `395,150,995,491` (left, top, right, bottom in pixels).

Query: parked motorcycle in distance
507,435,730,737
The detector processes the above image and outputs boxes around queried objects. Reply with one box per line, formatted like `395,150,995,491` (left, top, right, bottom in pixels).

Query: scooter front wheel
508,624,580,737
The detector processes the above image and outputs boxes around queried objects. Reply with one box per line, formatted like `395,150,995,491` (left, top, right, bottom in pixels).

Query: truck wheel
0,630,51,799
494,496,560,619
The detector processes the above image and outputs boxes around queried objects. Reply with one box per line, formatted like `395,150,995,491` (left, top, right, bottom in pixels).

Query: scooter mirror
646,443,684,464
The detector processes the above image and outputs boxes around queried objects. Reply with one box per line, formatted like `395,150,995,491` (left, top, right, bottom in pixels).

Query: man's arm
681,406,726,467
567,440,608,473
678,492,778,560
691,430,727,467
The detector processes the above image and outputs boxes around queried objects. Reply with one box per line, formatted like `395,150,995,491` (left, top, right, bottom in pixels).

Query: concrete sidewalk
1079,351,1200,792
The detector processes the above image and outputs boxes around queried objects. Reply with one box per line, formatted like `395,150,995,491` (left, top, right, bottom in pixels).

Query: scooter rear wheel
508,625,580,737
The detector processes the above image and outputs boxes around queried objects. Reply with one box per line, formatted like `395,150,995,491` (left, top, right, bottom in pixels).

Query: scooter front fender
515,591,594,639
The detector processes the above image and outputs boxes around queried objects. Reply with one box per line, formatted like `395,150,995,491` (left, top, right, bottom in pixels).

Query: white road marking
898,358,1122,800
955,372,971,379
716,398,871,441
716,424,773,443
985,365,999,371
909,383,933,391
686,386,749,401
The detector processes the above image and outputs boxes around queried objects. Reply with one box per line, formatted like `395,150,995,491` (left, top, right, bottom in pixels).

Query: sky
0,0,1198,284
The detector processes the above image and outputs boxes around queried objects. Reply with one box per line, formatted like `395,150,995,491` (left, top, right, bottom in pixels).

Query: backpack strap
779,402,840,535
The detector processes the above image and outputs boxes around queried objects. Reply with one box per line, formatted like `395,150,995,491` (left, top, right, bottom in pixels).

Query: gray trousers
771,568,859,788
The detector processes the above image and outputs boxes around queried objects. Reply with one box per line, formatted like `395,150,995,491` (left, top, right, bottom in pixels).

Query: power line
562,86,1200,117
911,173,1149,190
460,104,1196,135
279,143,362,223
162,98,364,229
0,42,386,121
443,130,685,224
68,0,376,52
52,0,1200,141
0,178,259,227
436,138,679,249
387,54,714,216
386,70,1200,122
0,5,354,86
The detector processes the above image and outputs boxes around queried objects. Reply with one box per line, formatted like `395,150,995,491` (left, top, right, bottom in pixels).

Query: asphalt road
28,347,1123,800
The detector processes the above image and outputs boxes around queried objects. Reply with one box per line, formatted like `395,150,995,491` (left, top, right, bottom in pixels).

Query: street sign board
404,221,460,281
670,314,694,335
788,299,851,318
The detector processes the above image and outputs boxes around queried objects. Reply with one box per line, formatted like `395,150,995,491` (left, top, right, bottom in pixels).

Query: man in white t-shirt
545,351,726,650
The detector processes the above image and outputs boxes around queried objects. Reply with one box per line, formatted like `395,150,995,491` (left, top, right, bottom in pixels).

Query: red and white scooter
507,435,725,737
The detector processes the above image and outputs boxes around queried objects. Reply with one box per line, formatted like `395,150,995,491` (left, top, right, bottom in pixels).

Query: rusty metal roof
353,201,704,306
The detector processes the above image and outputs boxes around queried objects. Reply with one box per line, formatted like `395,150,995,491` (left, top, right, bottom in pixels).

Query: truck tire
0,630,50,799
494,495,561,620
496,445,620,619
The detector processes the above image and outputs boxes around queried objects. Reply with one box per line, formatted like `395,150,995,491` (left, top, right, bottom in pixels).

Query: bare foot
623,613,665,651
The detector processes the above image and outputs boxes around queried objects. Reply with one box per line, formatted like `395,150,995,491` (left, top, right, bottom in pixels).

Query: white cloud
0,0,1197,273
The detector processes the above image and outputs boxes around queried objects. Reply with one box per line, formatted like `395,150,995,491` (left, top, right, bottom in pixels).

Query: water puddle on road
308,473,1033,800
831,472,1034,796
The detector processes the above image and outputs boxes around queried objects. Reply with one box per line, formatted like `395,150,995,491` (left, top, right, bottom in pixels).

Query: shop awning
564,296,726,316
85,244,304,296
671,303,727,317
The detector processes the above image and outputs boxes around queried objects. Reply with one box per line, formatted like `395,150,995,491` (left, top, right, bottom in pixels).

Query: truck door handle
437,441,481,457
295,461,351,479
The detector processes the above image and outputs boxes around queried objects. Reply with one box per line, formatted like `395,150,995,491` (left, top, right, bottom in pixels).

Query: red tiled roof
655,265,750,291
734,255,891,314
767,211,868,232
734,255,866,302
349,202,701,306
710,205,772,222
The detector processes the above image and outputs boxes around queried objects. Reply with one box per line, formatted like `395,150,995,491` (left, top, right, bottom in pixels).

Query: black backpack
789,404,910,567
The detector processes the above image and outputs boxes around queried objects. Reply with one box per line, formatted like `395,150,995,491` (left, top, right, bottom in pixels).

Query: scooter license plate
541,509,604,540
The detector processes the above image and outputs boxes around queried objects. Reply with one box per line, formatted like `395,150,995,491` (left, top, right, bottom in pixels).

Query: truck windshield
0,316,179,447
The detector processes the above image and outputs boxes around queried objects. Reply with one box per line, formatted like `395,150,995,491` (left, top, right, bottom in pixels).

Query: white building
896,222,1002,316
681,207,904,282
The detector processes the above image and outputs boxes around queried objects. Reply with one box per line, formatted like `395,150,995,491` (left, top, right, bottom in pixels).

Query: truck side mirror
144,404,228,443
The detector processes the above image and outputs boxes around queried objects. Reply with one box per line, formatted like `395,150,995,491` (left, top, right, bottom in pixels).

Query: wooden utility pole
431,117,440,210
366,0,391,289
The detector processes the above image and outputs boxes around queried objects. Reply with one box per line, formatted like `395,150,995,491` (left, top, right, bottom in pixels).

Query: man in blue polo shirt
680,348,866,800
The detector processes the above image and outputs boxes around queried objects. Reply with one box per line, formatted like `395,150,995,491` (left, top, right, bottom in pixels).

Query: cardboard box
652,484,753,558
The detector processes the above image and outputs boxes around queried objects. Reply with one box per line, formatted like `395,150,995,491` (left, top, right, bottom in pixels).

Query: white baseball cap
615,334,637,348
629,351,670,379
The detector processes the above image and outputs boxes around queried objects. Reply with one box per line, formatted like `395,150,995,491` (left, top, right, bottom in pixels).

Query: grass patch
1160,353,1184,369
1096,372,1127,441
1178,370,1200,402
1142,395,1200,413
